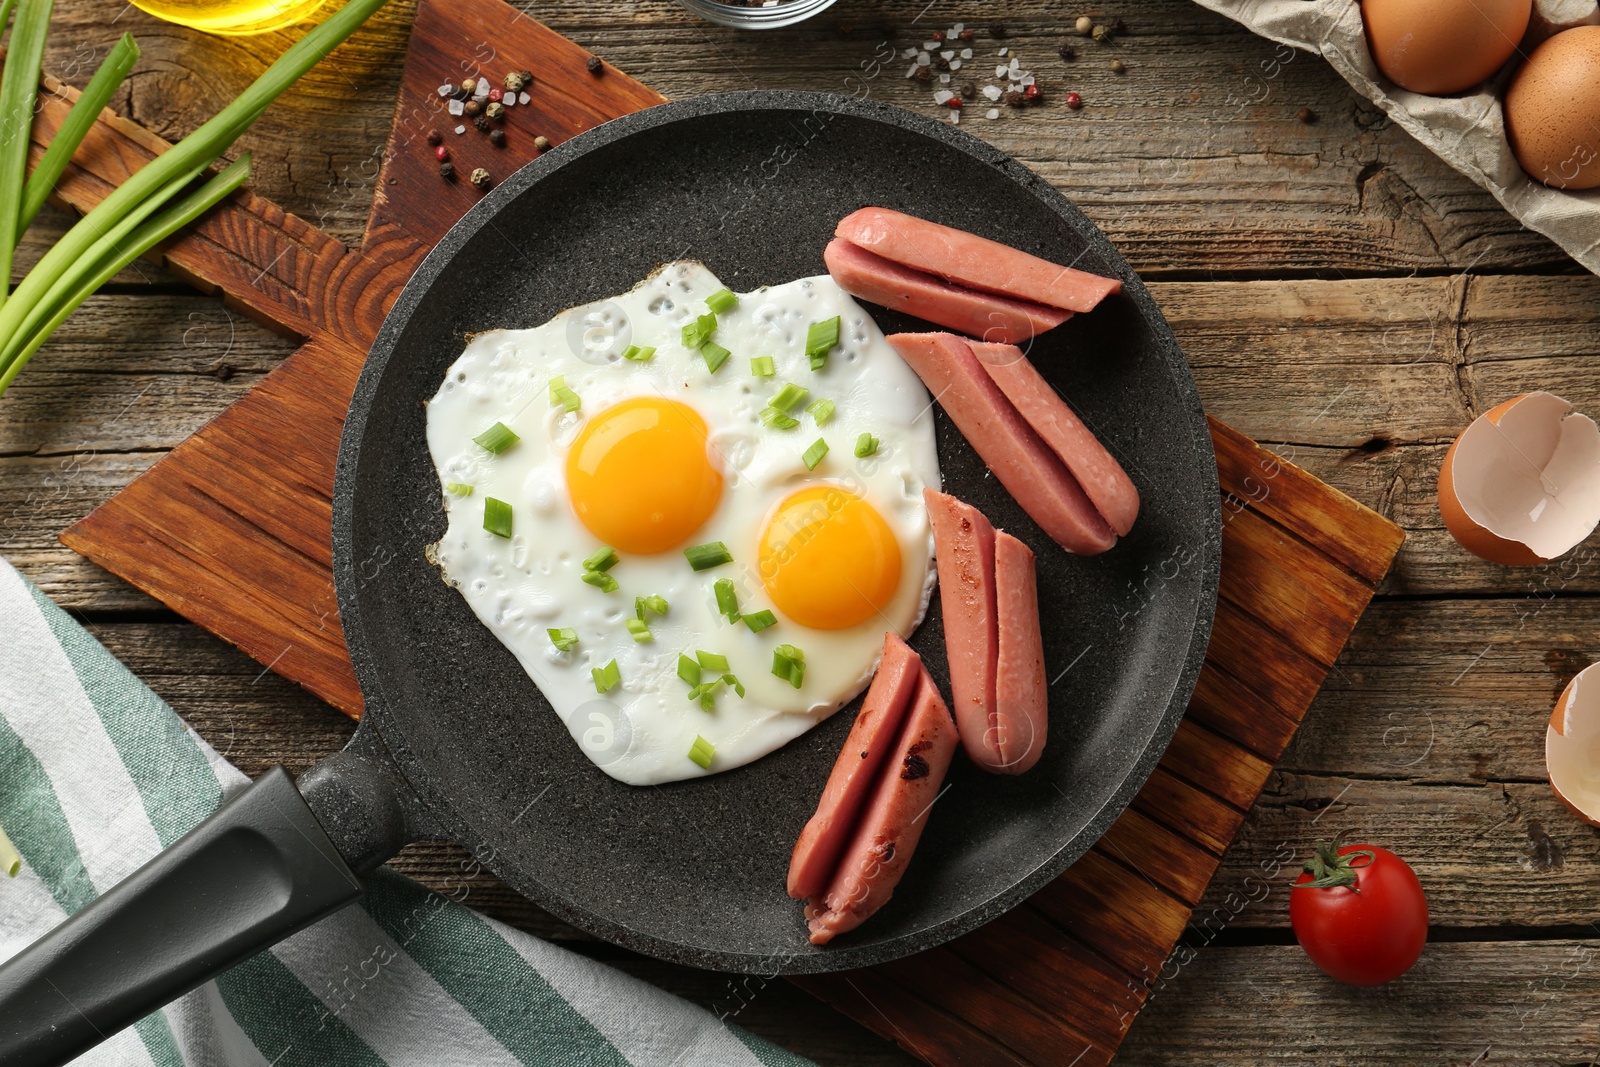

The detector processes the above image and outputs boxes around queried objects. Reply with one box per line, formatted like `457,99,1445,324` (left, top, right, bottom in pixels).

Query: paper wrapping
1192,0,1600,273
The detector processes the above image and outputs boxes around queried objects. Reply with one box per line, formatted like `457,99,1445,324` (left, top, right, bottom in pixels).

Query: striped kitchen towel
0,559,813,1067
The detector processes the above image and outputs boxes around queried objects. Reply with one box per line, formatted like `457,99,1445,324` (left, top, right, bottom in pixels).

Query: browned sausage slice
971,341,1141,537
923,488,1002,770
824,237,1071,344
993,531,1048,774
836,207,1123,314
888,332,1116,554
787,632,922,901
805,670,960,945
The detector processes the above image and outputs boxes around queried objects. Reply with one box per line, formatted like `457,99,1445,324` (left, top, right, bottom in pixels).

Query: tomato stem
1293,830,1377,891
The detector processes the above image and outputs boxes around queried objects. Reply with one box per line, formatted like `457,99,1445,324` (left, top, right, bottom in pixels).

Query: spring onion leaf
772,644,806,688
592,659,621,694
723,672,745,698
742,609,777,633
677,653,701,687
583,546,619,572
807,398,835,425
682,313,716,349
446,482,474,496
760,406,799,431
854,432,879,458
806,316,840,371
473,421,520,454
0,0,54,311
548,627,579,652
801,437,829,471
621,344,655,362
483,497,513,538
580,570,619,593
0,823,18,878
625,617,653,642
696,650,730,671
705,288,737,313
19,33,140,235
750,356,775,377
701,341,731,374
549,375,581,413
687,676,723,705
770,382,810,413
684,541,732,570
713,578,739,621
636,594,668,620
688,735,715,769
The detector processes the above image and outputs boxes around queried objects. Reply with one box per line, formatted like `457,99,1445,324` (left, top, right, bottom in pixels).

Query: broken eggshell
1548,661,1600,827
1436,392,1600,566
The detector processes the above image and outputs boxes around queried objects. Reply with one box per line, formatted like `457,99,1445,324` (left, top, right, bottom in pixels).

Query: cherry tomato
1289,838,1427,986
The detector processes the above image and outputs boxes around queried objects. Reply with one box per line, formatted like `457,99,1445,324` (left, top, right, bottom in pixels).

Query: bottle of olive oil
129,0,326,35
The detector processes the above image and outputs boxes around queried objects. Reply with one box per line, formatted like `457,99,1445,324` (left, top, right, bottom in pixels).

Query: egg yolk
566,397,723,554
758,486,902,630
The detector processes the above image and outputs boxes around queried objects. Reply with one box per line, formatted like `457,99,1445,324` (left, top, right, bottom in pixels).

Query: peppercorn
934,55,950,70
426,128,442,146
461,77,478,95
946,96,962,109
912,65,933,83
958,28,974,40
518,70,533,86
464,99,483,117
488,87,503,102
586,56,602,74
434,144,449,161
1065,91,1083,109
470,167,491,190
503,72,526,92
1110,17,1126,32
439,161,455,180
931,29,943,41
486,101,505,120
1059,43,1077,61
489,128,505,146
989,22,1007,37
1075,15,1092,34
1002,89,1025,107
960,81,976,98
1023,83,1041,101
1092,23,1111,42
473,115,491,132
1297,106,1317,124
534,135,551,151
1110,57,1126,73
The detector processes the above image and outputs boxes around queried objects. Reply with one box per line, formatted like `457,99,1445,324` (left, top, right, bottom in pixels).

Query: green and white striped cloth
0,560,814,1067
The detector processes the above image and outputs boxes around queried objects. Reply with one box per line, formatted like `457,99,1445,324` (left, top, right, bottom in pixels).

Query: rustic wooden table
6,0,1599,1062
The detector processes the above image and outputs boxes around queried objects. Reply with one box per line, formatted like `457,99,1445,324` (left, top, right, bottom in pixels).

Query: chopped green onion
592,659,621,694
854,432,879,458
678,653,701,687
750,356,775,377
806,316,841,371
807,398,835,425
580,570,619,593
770,382,810,413
548,627,579,652
688,677,723,704
705,288,738,313
772,644,806,688
801,438,829,471
684,541,732,571
473,421,520,454
549,375,581,413
760,407,800,431
701,341,731,374
483,497,513,538
682,313,716,349
688,735,716,769
446,482,474,496
621,344,655,362
0,822,18,877
723,673,746,698
696,650,730,672
714,578,740,621
636,594,669,620
743,609,778,633
626,618,653,642
583,546,619,572
0,0,55,312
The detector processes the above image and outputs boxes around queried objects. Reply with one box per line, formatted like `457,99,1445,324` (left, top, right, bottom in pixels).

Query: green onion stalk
0,822,19,877
0,0,390,397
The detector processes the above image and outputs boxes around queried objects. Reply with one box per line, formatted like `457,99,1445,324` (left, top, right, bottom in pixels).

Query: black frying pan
0,92,1219,1065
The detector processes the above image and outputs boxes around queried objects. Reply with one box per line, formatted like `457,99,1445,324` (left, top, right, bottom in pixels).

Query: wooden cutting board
33,1,1405,1062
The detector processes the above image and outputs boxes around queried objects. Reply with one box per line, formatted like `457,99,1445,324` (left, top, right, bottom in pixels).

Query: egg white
426,262,940,785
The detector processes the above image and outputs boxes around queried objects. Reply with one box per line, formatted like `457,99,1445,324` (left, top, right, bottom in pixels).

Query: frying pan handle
0,765,386,1067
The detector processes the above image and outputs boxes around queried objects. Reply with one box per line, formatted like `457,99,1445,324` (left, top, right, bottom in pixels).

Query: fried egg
426,262,940,785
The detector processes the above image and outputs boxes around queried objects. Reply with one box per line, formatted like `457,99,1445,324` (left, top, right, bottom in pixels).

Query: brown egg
1505,26,1600,189
1362,0,1531,94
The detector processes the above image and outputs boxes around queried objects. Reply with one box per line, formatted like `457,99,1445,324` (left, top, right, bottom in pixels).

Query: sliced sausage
788,632,922,901
824,237,1070,344
836,207,1122,314
805,670,959,945
992,531,1047,774
923,488,1002,770
888,332,1116,554
971,341,1141,537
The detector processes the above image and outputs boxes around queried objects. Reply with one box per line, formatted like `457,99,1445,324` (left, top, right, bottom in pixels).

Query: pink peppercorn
434,144,449,161
1065,91,1083,110
946,97,962,109
488,87,503,102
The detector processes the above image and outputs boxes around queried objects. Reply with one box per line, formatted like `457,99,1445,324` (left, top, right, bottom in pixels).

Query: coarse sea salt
1020,74,1035,86
904,47,917,58
918,52,932,66
986,107,1000,119
519,91,531,104
961,47,973,59
474,79,492,99
455,124,466,134
939,72,951,83
950,59,962,70
906,63,919,78
448,99,465,115
933,88,954,104
923,40,939,50
998,47,1008,56
940,49,954,60
950,110,959,124
982,84,1003,100
502,94,515,106
995,64,1008,77
437,83,453,97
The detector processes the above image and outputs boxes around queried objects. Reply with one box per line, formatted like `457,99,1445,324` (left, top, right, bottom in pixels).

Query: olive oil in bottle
129,0,327,36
